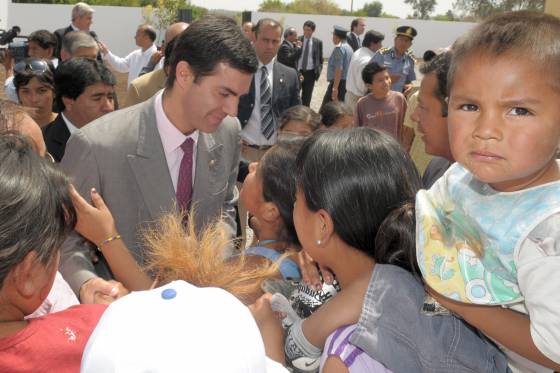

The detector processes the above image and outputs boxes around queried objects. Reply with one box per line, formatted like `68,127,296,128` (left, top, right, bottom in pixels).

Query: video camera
0,26,28,64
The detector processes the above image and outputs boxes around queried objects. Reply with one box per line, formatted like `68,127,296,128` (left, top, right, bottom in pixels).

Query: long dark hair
0,132,76,287
296,128,421,273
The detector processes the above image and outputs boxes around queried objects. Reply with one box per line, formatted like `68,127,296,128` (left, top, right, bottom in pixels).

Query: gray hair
283,27,297,39
72,2,94,20
61,31,98,55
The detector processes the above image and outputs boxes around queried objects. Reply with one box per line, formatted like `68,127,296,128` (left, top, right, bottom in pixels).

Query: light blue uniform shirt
372,47,416,93
326,42,353,81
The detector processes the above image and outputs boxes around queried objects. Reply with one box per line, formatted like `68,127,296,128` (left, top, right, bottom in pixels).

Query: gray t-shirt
355,91,407,143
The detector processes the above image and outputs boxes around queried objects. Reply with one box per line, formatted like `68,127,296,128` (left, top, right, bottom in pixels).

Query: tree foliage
404,0,437,19
259,0,342,15
453,0,544,18
359,1,383,17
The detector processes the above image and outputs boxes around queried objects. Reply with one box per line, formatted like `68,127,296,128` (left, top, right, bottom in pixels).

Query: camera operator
3,30,58,102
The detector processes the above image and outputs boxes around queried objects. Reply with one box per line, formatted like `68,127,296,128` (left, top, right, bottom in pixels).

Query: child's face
368,70,391,98
280,120,313,136
239,161,265,216
448,53,560,191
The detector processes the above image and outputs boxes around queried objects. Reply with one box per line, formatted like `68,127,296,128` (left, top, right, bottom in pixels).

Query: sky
190,0,456,17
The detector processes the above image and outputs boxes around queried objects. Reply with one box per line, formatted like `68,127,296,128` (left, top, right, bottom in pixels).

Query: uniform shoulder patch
378,47,391,55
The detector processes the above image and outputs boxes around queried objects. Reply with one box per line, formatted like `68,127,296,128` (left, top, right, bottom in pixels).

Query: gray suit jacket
60,95,241,294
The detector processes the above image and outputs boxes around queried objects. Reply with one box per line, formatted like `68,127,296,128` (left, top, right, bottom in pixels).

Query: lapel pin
209,159,216,167
280,78,284,83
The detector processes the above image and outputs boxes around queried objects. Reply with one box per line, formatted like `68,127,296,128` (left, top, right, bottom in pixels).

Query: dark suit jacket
43,114,70,162
237,61,301,129
297,36,323,80
277,40,300,70
54,25,102,62
347,33,360,51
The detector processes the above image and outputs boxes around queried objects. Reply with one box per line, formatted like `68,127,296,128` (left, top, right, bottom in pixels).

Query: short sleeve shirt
372,47,416,93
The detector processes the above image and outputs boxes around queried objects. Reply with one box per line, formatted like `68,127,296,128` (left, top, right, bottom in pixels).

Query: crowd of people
0,2,559,373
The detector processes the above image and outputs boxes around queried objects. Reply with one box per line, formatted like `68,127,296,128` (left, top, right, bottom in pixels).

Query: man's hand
98,41,109,55
149,50,163,66
79,277,128,304
331,87,338,102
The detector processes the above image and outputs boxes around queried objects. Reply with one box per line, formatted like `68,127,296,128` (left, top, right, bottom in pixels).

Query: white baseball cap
81,280,288,373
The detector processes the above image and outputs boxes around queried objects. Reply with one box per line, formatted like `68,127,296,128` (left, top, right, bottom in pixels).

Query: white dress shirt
61,112,81,134
297,37,314,71
105,44,157,87
346,47,375,97
239,59,276,146
154,90,199,192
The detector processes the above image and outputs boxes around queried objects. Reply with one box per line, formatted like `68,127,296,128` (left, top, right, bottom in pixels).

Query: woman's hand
249,293,286,365
70,185,118,247
296,251,334,290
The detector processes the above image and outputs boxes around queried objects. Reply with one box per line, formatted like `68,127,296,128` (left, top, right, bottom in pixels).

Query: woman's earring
316,240,321,245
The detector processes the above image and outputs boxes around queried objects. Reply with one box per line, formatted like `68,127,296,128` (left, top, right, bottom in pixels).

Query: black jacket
346,33,360,51
43,114,70,162
297,36,323,81
277,40,300,70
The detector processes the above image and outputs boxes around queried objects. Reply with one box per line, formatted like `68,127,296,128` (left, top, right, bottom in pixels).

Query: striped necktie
260,66,274,139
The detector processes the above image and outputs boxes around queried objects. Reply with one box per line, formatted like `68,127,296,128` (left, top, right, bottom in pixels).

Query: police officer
322,25,354,108
372,26,417,94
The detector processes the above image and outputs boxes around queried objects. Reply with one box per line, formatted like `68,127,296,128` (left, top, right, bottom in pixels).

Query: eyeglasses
14,59,49,74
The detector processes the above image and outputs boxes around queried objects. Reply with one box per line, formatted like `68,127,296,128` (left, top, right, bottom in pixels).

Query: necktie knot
181,137,194,153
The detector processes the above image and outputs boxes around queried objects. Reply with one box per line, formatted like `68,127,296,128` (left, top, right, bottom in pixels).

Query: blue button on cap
161,288,177,300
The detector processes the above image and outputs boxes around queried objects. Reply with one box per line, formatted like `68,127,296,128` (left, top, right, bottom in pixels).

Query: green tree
404,0,437,19
359,1,383,17
260,0,342,15
259,0,287,12
453,0,544,18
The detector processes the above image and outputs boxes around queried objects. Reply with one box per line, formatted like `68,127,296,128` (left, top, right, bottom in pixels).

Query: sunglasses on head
14,59,49,74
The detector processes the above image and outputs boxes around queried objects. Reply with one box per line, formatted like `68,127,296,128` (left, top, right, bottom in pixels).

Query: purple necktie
177,138,194,213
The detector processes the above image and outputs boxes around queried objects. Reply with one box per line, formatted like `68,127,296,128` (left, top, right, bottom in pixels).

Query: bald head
165,22,189,45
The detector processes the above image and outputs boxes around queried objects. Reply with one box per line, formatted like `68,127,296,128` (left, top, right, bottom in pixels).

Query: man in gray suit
60,16,258,303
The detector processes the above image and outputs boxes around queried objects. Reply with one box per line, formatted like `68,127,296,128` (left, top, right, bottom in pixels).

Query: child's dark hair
13,58,55,95
319,101,352,128
362,61,387,85
260,136,306,246
279,105,321,133
449,11,560,92
296,128,421,272
0,132,76,287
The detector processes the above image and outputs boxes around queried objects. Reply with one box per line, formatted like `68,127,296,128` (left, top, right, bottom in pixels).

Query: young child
417,11,560,371
0,133,106,372
279,105,321,137
319,101,354,129
354,61,407,145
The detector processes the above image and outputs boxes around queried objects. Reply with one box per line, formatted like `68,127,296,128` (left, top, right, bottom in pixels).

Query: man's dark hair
420,51,452,117
253,18,283,37
143,25,157,43
14,58,56,94
28,30,58,51
55,57,116,111
303,20,316,31
163,37,176,67
350,18,362,32
362,30,384,48
319,101,352,128
362,61,387,85
167,15,258,88
422,50,436,62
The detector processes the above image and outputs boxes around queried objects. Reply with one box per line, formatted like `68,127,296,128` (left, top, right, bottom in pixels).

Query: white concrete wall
253,12,477,58
4,2,147,56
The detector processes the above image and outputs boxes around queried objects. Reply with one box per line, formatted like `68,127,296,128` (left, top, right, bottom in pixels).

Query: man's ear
174,60,195,90
62,96,74,113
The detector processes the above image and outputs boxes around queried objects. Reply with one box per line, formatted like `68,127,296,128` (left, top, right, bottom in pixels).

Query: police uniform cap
396,26,417,40
333,25,348,39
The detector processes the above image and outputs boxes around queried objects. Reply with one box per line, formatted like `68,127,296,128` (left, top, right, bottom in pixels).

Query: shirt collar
71,23,81,32
61,112,80,134
155,90,199,155
258,58,275,73
142,44,157,56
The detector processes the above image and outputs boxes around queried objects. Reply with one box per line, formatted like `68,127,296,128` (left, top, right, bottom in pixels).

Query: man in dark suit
277,27,301,70
347,18,366,51
43,58,115,162
297,20,323,107
54,2,100,60
236,18,300,244
59,16,257,303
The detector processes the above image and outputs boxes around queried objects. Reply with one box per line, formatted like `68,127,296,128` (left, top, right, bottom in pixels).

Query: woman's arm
70,186,153,291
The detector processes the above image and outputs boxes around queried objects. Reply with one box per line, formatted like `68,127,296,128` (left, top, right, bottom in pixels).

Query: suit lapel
51,115,71,146
272,62,285,107
192,132,223,229
126,98,176,220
